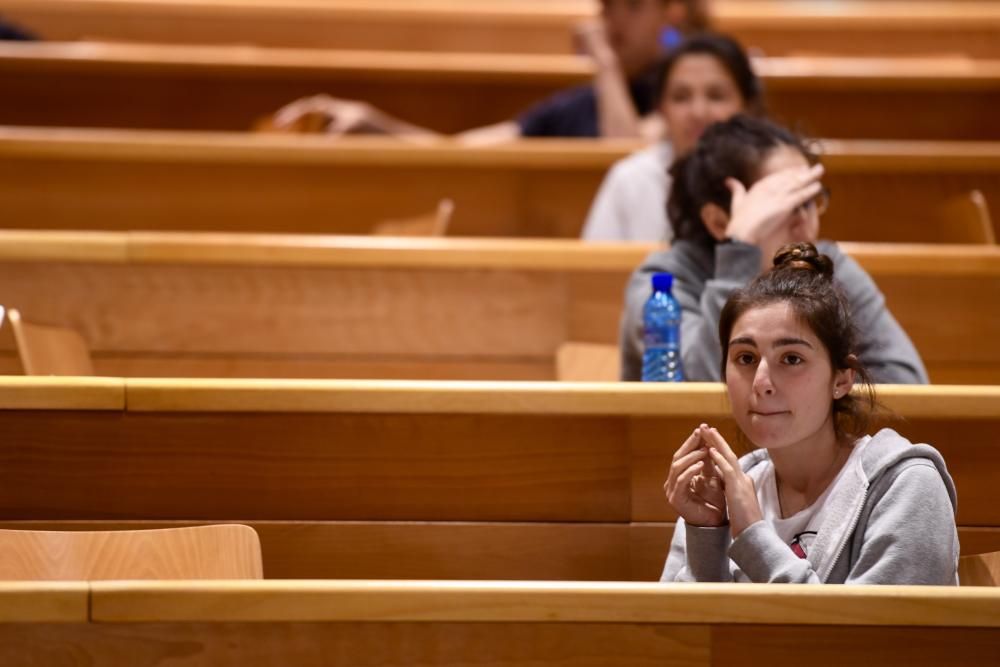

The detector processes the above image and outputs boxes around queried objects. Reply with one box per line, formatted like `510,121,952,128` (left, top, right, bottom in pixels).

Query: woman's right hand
664,425,728,527
724,164,824,246
269,94,385,135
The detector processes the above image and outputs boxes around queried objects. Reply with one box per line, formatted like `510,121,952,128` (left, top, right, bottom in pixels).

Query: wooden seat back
959,550,1000,586
555,342,619,382
939,190,996,245
6,308,94,376
0,524,263,581
372,199,454,236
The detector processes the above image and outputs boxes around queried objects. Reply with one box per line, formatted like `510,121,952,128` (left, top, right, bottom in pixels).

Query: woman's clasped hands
664,424,763,537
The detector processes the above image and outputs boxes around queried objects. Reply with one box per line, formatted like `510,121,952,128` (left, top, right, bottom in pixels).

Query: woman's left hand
702,427,764,537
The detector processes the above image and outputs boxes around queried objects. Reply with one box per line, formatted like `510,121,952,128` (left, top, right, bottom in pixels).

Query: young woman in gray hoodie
660,242,958,585
619,115,928,383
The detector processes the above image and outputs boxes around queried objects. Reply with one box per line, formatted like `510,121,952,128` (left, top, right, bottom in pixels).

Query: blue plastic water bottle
641,272,685,382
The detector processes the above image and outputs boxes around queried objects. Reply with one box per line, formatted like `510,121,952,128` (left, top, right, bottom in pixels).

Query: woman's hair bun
771,242,834,280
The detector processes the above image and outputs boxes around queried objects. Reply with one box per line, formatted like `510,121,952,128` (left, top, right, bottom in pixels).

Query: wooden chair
5,307,94,376
372,199,454,236
555,342,620,382
940,190,996,245
958,550,1000,586
0,525,263,581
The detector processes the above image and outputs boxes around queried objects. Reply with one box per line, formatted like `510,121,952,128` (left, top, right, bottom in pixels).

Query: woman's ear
700,202,730,241
832,361,856,401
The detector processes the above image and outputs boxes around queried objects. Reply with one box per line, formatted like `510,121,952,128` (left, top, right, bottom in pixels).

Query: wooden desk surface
115,379,1000,417
0,582,89,622
3,580,999,666
1,129,998,243
0,376,123,410
88,580,1000,626
4,0,1000,58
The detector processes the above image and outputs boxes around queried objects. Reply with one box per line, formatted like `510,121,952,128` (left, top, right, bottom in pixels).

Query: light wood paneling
86,580,1000,625
1,131,998,244
0,582,89,622
4,581,1000,666
0,376,122,410
0,45,998,139
0,621,710,667
0,525,262,580
0,381,997,529
0,408,633,522
0,234,997,383
4,0,1000,59
0,520,637,581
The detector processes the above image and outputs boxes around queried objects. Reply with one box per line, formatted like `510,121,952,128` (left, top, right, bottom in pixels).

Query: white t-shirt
580,141,674,242
756,436,872,559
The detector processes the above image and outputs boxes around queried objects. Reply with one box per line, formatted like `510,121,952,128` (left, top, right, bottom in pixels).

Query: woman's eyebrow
773,337,814,349
728,336,815,349
728,336,756,348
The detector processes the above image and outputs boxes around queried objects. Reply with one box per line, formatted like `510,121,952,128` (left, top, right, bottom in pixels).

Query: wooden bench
0,43,998,139
0,232,996,384
1,129,998,244
0,379,998,580
3,0,1000,59
1,581,998,666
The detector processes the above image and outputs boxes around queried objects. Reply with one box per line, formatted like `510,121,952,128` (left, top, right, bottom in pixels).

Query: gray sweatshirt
620,239,929,383
661,428,959,585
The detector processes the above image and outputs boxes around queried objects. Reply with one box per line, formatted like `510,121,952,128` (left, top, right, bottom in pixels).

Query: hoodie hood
738,428,957,581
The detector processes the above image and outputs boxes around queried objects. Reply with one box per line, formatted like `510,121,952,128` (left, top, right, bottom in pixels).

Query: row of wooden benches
1,44,999,139
0,233,997,384
4,0,1000,58
1,132,997,243
5,579,997,666
2,379,999,578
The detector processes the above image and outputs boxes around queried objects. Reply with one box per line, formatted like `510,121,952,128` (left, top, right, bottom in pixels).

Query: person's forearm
365,107,442,142
593,59,642,139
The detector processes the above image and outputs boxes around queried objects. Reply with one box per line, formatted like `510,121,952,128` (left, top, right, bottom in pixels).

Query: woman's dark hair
718,242,876,443
655,32,763,115
667,115,817,248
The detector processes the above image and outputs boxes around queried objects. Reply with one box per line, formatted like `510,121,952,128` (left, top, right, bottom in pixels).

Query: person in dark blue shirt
269,0,709,144
0,15,36,41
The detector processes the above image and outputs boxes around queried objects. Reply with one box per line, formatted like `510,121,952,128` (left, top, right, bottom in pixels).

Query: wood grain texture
7,308,94,376
0,46,998,138
0,582,88,622
1,382,999,528
0,621,710,667
3,0,1000,58
959,550,1000,586
0,520,638,581
711,625,1000,667
1,129,999,242
0,409,632,522
0,235,997,383
8,520,996,582
0,376,122,409
0,525,262,580
87,581,1000,625
0,619,996,666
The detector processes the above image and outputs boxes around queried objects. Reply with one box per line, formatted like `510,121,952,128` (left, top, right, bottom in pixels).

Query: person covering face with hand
618,115,928,384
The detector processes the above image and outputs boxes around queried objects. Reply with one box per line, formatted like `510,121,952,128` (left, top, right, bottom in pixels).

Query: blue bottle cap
651,272,674,292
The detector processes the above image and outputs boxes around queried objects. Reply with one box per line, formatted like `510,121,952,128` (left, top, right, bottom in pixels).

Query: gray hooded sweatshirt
620,239,929,383
661,428,959,585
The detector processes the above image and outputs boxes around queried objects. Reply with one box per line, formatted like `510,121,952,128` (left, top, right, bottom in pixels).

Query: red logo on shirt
789,531,818,559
